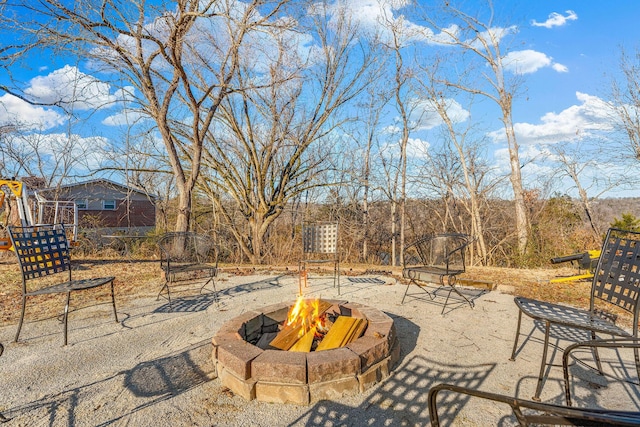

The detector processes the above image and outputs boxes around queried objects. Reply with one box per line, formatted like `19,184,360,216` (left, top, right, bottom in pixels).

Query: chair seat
302,259,337,264
514,296,631,337
163,263,216,282
403,266,463,283
26,277,116,296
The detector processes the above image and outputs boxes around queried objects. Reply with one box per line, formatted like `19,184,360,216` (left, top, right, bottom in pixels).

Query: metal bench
157,232,219,310
401,233,473,313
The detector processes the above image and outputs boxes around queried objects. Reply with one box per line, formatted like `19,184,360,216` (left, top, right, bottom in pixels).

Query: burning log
315,316,367,351
269,298,333,351
289,327,316,352
269,324,305,350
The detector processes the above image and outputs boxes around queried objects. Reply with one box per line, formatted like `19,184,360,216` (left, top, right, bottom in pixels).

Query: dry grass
0,252,622,326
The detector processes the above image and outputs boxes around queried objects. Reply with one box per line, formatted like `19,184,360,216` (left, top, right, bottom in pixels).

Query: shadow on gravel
288,354,496,426
125,341,215,398
5,341,215,426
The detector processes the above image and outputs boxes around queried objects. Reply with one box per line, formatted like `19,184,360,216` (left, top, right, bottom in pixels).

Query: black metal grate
302,222,338,255
593,231,640,314
10,225,71,280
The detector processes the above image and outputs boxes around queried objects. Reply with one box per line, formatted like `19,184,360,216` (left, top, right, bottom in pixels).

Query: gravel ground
0,272,638,426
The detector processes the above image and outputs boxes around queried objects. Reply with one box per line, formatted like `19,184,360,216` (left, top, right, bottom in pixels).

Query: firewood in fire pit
268,299,334,350
315,316,367,351
289,327,316,352
269,324,304,350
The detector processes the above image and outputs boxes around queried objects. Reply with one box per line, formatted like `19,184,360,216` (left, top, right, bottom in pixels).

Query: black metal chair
562,337,640,406
401,233,473,314
428,383,640,426
157,232,219,310
298,222,340,294
510,227,640,401
8,224,118,346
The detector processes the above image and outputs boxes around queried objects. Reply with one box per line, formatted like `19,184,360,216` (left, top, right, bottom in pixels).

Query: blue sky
1,0,639,197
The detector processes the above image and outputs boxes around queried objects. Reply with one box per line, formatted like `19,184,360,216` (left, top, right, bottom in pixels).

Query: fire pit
212,299,399,405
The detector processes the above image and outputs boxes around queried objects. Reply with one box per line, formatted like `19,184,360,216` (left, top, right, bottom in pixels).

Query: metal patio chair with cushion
157,232,219,311
298,221,340,294
428,383,640,426
401,233,473,314
8,224,118,346
510,227,640,401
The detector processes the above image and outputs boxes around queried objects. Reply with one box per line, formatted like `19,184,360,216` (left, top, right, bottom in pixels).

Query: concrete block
255,381,310,405
309,376,359,403
252,350,307,384
307,347,360,383
217,340,263,379
218,365,256,401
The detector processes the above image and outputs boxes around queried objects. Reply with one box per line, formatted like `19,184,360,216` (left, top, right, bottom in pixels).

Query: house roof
35,179,157,200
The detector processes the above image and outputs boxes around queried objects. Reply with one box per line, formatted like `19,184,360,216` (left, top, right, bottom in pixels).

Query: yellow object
289,327,316,352
316,316,366,351
550,273,594,283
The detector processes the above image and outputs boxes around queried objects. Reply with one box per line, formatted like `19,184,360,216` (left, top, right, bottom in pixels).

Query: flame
286,296,324,338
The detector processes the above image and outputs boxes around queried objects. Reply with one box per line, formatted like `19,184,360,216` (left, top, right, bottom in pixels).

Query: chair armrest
428,382,640,426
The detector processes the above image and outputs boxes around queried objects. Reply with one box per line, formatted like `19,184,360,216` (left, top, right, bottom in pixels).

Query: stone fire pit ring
212,299,400,405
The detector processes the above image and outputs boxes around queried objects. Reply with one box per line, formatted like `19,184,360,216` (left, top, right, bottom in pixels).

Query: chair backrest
591,228,640,329
8,224,71,285
158,232,217,266
404,233,470,271
302,222,338,256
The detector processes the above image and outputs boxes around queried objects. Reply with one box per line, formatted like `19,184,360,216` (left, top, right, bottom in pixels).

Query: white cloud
552,63,569,73
102,109,149,126
378,135,430,160
489,92,614,145
407,137,430,158
319,0,444,46
0,93,65,130
466,25,518,50
502,49,568,74
531,10,578,29
410,97,470,131
25,65,118,110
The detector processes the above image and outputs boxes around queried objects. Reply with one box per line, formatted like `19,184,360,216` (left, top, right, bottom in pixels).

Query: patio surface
0,271,638,426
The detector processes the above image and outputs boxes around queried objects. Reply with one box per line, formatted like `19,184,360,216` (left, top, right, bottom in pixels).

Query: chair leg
590,331,604,375
635,346,640,384
14,295,27,343
509,310,523,361
110,280,119,323
401,282,411,304
335,261,340,295
157,281,172,311
298,262,306,296
199,275,218,304
444,276,474,313
63,291,71,346
533,320,551,401
562,341,577,406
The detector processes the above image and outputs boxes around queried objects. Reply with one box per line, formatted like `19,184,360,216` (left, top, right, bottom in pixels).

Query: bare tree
612,48,640,161
421,1,530,255
196,2,378,263
342,84,391,262
414,75,491,263
1,0,291,233
548,141,635,239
